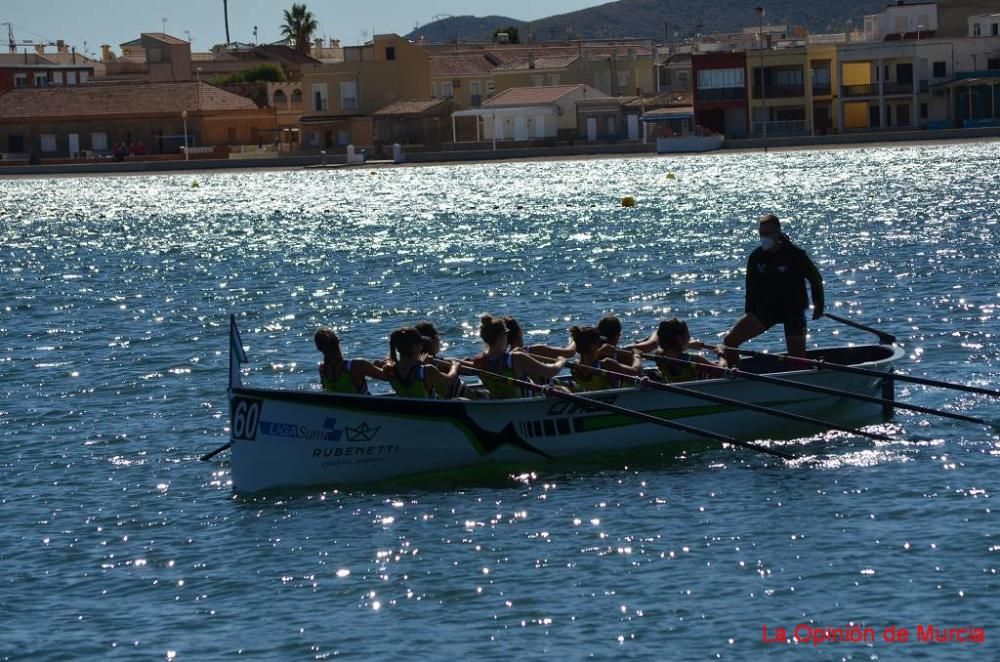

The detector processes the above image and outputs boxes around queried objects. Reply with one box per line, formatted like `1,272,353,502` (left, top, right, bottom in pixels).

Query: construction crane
3,22,57,54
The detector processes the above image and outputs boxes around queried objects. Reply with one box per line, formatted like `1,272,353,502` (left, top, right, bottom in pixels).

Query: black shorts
752,309,807,337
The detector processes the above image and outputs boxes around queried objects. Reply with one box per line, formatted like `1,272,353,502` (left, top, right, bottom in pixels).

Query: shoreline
1,131,998,180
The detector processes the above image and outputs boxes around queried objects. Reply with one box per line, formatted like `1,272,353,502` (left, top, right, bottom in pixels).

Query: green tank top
321,360,370,394
476,352,521,399
387,363,432,398
657,352,698,383
572,360,615,392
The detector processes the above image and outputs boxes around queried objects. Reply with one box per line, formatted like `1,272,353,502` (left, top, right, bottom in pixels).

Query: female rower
314,328,384,395
503,315,575,360
474,314,566,399
652,318,718,383
568,325,643,392
414,320,471,398
383,327,460,398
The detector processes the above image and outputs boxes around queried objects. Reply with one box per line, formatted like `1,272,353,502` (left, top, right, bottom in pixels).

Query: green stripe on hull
580,399,815,433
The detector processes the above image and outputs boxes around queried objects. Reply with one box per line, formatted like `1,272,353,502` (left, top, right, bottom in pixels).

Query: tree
281,3,319,54
492,26,520,44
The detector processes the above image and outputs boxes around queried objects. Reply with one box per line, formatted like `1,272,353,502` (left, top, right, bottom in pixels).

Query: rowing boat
222,317,903,492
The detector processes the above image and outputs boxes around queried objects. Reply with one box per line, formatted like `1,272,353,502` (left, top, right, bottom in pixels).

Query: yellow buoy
191,180,200,188
665,172,676,180
621,195,636,207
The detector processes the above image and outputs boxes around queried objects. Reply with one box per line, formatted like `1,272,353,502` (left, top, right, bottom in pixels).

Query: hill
407,0,889,43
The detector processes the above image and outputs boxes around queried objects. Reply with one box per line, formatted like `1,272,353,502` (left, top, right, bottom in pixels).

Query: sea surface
2,143,999,660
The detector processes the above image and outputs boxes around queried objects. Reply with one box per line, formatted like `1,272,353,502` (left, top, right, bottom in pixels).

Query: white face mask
760,236,776,250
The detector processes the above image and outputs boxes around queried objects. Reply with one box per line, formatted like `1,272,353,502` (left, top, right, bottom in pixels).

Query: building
373,98,459,150
864,2,940,41
298,34,430,149
0,81,270,159
692,51,749,138
747,44,840,137
429,53,498,107
451,84,608,143
105,33,193,82
0,53,95,95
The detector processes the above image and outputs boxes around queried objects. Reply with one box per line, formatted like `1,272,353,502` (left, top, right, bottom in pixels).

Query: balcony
841,81,929,97
697,87,746,101
812,84,832,96
753,85,805,99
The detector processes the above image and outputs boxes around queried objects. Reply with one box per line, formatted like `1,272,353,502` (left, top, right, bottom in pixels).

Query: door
587,117,597,142
626,114,639,140
534,114,546,138
493,116,504,141
513,116,528,141
607,116,616,137
68,133,80,158
869,105,880,128
897,104,910,127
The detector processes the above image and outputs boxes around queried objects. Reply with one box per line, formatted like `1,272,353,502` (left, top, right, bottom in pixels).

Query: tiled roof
429,54,497,77
0,81,258,119
142,33,189,45
494,54,580,71
253,44,321,65
482,84,603,107
374,98,450,116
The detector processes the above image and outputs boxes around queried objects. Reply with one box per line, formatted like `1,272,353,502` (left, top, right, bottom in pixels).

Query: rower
314,328,384,395
415,320,469,398
383,327,459,398
569,325,642,392
651,318,717,383
474,314,566,399
503,315,575,360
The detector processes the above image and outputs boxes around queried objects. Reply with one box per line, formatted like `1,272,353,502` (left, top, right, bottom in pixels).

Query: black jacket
745,237,824,317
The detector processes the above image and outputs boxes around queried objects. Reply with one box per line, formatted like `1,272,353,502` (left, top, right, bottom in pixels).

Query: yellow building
298,34,430,149
429,54,497,107
746,43,839,137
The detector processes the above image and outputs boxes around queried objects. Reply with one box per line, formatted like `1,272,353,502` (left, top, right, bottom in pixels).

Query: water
2,143,999,659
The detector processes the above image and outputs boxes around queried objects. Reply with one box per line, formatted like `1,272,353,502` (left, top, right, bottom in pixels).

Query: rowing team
314,314,720,400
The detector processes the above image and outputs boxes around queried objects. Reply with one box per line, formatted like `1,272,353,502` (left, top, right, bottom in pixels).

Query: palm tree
281,3,318,54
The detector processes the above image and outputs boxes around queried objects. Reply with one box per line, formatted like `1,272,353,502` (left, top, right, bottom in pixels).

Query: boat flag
230,314,248,388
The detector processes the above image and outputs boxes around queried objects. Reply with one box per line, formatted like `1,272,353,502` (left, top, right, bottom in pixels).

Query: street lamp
916,24,923,41
181,110,189,160
756,6,767,150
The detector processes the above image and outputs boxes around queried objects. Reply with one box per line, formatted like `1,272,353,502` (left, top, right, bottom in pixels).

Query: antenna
253,26,258,43
3,22,15,54
161,17,168,34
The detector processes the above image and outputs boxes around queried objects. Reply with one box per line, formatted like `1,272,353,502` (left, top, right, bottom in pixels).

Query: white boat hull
227,345,902,492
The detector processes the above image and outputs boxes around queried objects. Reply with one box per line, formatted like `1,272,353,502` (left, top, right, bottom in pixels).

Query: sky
2,0,604,59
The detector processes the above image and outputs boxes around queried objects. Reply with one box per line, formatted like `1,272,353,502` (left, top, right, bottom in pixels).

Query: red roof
0,81,258,119
142,32,189,45
374,98,451,116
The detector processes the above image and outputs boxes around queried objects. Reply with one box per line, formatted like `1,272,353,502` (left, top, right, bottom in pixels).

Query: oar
824,312,897,344
722,345,1000,400
464,364,795,460
528,354,893,442
200,441,231,462
641,353,1000,431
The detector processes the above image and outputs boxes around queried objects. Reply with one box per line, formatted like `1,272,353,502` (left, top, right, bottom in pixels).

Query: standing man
723,214,824,366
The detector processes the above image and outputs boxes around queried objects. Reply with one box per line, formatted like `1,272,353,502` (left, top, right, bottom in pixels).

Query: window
441,81,453,97
79,71,88,84
547,74,560,86
486,79,495,97
531,75,544,86
14,74,27,88
920,102,928,119
973,23,981,37
812,68,831,85
148,47,162,63
66,71,76,85
617,71,630,88
994,23,999,37
40,134,57,152
340,81,358,110
989,58,1000,70
430,82,437,98
53,71,63,85
311,83,329,111
774,68,803,87
677,71,689,89
696,68,744,89
91,132,108,151
34,73,48,87
385,46,395,61
273,90,287,107
290,89,302,107
933,61,947,77
470,80,481,106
